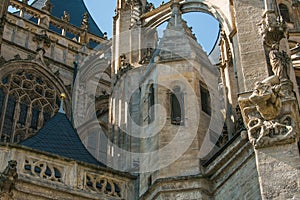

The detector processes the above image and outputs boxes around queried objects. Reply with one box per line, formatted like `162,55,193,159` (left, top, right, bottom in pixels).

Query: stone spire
157,0,210,65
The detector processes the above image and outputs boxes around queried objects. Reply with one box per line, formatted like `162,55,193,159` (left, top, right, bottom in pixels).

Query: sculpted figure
62,11,70,22
249,76,281,120
0,160,18,198
81,13,89,30
269,43,290,81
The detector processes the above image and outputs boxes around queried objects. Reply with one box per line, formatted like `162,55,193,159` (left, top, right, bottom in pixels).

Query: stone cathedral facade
0,0,300,199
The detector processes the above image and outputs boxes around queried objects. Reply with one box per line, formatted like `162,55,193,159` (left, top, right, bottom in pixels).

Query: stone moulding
238,79,300,148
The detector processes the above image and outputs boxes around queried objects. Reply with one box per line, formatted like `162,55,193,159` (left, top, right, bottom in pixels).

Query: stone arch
0,61,71,143
142,1,232,34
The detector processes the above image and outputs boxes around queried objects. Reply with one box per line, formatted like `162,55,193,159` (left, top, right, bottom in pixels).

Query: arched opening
279,3,291,22
0,62,69,143
170,86,184,126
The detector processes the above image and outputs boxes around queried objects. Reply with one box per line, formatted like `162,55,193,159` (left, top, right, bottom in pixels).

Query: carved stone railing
84,172,124,198
0,144,136,199
8,0,106,45
22,156,64,183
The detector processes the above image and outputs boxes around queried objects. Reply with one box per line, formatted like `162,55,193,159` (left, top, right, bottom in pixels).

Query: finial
59,93,66,114
170,0,181,27
81,12,89,30
42,0,53,13
62,11,70,22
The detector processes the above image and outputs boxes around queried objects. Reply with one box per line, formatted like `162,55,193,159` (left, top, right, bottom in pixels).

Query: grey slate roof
29,0,104,37
20,112,105,167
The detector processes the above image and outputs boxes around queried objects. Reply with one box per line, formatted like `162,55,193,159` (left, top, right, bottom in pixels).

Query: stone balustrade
0,143,137,200
8,0,106,45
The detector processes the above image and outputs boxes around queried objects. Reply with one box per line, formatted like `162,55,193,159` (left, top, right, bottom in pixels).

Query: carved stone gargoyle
0,160,18,200
238,74,300,148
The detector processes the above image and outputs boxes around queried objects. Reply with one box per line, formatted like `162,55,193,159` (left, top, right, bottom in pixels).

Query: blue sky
83,0,219,53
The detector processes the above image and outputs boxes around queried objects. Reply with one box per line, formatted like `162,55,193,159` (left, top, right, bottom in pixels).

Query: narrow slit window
200,85,211,115
171,86,184,125
148,84,155,124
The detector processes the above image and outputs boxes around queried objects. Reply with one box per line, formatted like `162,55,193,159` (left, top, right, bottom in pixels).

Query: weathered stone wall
255,143,300,199
140,177,212,200
214,155,261,200
205,138,261,200
233,0,269,91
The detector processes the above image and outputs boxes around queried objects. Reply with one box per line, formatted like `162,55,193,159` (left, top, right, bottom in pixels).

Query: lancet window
170,86,184,125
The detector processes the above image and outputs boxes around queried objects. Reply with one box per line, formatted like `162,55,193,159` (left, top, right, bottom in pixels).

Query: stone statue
33,32,51,66
269,43,290,81
81,13,89,30
249,76,281,120
0,160,18,199
41,0,53,13
258,11,287,47
61,11,70,22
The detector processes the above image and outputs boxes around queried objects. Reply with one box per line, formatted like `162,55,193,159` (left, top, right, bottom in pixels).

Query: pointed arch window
170,86,184,125
279,4,290,22
0,69,60,143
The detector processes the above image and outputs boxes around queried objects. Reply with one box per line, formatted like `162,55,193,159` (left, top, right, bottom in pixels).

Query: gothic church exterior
0,0,300,199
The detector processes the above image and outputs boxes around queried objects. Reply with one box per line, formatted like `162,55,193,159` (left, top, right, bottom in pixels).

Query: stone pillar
233,0,269,92
238,3,300,199
0,0,9,53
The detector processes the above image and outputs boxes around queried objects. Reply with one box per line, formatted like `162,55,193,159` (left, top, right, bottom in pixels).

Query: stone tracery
0,64,65,143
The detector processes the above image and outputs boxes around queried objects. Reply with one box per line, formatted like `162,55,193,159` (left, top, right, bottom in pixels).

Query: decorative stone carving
139,48,153,64
33,32,51,66
85,172,123,198
238,8,300,148
0,69,59,143
258,10,287,47
41,0,53,13
0,160,18,200
145,2,155,12
61,11,70,23
23,157,63,183
269,43,290,81
249,76,282,120
80,12,89,31
239,74,299,148
114,54,133,85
